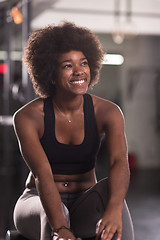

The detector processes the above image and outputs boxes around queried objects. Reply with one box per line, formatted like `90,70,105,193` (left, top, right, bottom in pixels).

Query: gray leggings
13,178,134,240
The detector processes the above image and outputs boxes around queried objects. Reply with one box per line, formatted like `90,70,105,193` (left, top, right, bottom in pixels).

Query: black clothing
40,94,101,175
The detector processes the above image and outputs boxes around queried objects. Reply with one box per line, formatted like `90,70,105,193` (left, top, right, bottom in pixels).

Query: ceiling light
112,23,125,44
10,7,23,24
102,54,124,65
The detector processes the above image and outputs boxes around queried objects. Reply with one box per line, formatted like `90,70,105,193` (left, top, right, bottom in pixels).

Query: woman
13,22,134,240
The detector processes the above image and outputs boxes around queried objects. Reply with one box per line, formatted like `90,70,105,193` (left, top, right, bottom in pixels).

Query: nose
73,65,83,76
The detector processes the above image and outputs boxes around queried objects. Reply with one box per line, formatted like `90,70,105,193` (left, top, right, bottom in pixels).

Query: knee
122,201,134,240
40,207,48,224
39,205,70,226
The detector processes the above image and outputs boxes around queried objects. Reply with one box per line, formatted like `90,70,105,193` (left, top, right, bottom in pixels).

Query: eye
63,64,72,69
81,61,88,66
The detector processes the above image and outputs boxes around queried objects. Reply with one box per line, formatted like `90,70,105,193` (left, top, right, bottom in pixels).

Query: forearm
107,159,130,211
35,176,69,230
96,160,130,240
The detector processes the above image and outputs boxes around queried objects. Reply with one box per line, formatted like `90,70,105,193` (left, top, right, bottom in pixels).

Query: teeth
71,80,85,84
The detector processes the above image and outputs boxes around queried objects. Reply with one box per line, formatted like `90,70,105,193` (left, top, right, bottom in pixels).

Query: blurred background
0,0,160,239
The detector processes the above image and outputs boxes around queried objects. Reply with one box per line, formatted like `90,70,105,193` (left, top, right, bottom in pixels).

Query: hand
52,228,82,240
96,208,122,240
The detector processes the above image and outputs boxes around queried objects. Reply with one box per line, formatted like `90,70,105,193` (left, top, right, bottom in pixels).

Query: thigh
14,188,70,240
121,200,134,240
13,188,42,240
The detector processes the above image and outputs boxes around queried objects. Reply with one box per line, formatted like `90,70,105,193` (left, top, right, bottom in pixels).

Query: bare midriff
25,169,97,193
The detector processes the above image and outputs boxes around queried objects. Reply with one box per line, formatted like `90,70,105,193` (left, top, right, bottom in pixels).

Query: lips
70,78,87,85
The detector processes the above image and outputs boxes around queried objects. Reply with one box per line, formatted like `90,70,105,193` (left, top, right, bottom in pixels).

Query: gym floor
127,169,160,240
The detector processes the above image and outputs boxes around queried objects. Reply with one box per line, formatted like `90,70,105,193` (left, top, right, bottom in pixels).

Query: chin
73,87,88,95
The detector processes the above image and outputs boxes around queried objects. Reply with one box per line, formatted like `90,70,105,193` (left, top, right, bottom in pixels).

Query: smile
70,79,86,85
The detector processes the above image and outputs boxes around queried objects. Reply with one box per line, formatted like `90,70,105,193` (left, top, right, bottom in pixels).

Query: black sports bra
40,94,101,175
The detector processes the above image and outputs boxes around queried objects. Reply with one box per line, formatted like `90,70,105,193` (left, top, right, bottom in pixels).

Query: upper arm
13,108,53,179
101,103,128,166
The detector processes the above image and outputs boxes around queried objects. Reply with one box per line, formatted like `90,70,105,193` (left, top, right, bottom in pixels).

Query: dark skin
13,51,130,240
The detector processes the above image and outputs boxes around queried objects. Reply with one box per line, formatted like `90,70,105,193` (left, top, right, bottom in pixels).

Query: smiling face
55,50,91,96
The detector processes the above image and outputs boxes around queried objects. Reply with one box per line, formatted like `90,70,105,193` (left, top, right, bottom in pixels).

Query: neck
53,94,84,113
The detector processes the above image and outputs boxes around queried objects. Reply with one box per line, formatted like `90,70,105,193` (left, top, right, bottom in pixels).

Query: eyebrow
60,57,87,64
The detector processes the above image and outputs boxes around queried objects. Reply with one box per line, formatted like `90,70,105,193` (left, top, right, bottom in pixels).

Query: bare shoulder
14,98,43,120
91,94,124,122
13,98,44,132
